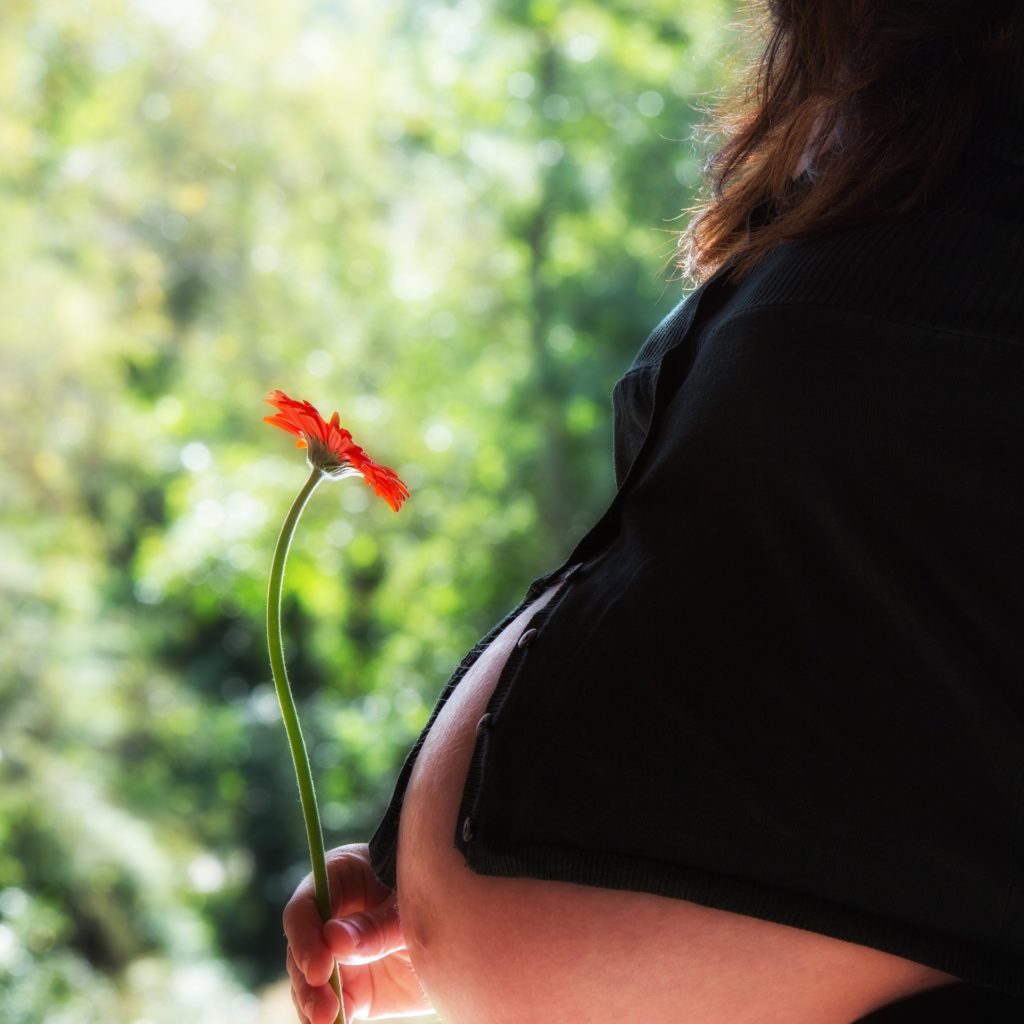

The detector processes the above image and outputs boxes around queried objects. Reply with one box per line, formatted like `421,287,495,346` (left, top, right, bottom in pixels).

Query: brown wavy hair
675,0,1024,288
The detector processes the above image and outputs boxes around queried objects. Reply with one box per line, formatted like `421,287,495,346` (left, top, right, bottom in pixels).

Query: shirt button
462,815,475,842
475,712,492,737
517,627,538,649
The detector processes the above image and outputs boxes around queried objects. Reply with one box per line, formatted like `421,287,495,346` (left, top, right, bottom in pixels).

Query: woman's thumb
323,896,404,962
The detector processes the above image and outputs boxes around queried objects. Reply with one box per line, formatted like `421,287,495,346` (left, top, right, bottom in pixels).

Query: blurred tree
0,0,736,1017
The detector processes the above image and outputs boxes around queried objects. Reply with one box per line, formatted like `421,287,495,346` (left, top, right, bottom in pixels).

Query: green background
0,0,742,1018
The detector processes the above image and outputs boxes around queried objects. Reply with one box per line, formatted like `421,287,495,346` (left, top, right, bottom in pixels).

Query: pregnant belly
395,583,959,1024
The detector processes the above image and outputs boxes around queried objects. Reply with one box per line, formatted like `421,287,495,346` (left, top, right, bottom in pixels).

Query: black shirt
369,49,1024,1003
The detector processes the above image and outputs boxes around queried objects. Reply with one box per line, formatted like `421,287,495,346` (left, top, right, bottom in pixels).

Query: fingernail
304,997,316,1019
337,920,363,948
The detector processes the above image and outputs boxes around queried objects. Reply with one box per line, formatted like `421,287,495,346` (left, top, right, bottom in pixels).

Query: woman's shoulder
722,172,1024,349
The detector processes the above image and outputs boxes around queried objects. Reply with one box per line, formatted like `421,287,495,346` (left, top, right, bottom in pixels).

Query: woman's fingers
323,892,405,963
288,947,347,1024
307,987,340,1024
284,843,408,1020
290,986,308,1024
284,886,336,987
287,948,320,1022
325,844,393,918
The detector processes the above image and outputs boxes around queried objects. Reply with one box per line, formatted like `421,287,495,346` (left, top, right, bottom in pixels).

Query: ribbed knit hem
461,837,1024,999
851,981,1024,1023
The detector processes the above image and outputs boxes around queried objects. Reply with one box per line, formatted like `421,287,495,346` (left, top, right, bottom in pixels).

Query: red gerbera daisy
264,390,410,512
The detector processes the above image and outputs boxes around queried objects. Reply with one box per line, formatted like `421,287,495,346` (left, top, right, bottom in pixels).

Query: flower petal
264,390,410,510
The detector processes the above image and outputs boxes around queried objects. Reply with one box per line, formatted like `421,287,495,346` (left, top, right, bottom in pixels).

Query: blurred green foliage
1,0,737,1018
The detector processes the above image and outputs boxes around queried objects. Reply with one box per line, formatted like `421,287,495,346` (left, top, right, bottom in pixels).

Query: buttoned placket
458,560,586,852
453,282,725,847
467,622,538,775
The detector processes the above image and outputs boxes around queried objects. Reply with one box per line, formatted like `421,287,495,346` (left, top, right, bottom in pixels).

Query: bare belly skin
396,582,959,1024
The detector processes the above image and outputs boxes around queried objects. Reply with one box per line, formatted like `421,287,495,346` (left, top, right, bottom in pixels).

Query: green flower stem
267,465,346,1024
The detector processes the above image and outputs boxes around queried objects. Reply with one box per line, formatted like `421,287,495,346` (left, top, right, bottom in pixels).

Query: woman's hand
284,842,434,1022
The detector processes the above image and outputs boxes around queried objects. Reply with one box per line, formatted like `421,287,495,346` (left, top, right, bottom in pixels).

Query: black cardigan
368,49,1024,1004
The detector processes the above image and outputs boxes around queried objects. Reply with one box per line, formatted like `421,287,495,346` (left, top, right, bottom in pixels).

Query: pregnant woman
286,1,1024,1021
